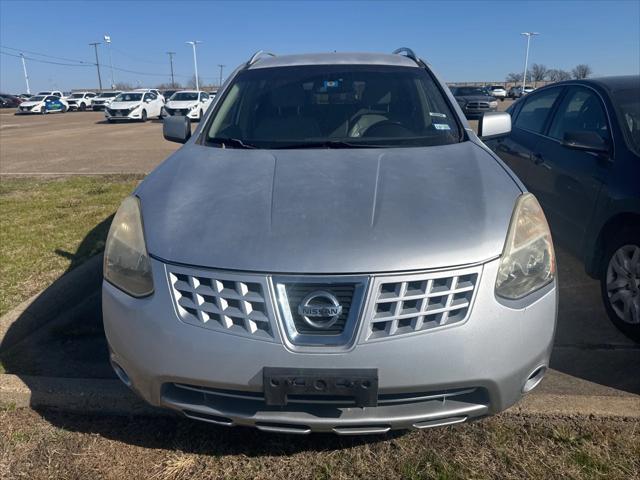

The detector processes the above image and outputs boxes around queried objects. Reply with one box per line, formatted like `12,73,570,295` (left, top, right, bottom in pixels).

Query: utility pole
104,34,115,89
166,52,176,87
20,53,30,94
89,42,103,91
520,32,539,91
186,41,202,90
217,64,225,88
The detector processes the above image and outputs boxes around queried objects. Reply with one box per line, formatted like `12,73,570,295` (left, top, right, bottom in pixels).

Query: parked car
134,88,165,102
65,91,97,111
105,91,164,122
36,90,63,98
103,49,557,434
162,89,179,101
489,85,507,101
162,90,211,121
508,86,522,99
91,91,122,111
15,94,67,114
16,93,31,100
450,86,498,118
486,76,640,341
0,94,22,108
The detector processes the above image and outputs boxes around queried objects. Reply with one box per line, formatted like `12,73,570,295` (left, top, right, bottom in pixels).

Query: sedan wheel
602,234,640,342
141,110,147,122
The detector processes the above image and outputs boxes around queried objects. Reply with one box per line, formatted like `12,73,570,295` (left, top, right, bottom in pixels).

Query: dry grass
0,175,143,316
0,409,638,480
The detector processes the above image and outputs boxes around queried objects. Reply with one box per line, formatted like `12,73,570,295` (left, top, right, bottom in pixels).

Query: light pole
20,53,30,94
186,41,202,90
520,32,539,91
89,42,103,91
104,34,115,89
166,52,176,87
217,64,225,88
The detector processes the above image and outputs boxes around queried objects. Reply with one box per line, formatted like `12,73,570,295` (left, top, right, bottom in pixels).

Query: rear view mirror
562,131,609,154
163,115,191,144
478,112,511,140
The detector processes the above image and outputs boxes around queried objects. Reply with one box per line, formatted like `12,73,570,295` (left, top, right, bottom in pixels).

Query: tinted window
548,86,609,141
172,92,199,101
115,93,142,102
611,87,640,154
206,65,461,149
514,88,561,133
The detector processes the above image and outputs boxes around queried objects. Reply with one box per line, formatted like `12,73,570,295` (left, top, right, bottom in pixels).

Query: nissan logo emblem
297,290,343,329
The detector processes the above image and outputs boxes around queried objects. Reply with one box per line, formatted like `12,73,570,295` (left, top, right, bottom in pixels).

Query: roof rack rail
392,47,423,66
247,50,276,67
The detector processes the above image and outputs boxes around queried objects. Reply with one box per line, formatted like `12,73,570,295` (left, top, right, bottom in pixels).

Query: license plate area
263,367,378,407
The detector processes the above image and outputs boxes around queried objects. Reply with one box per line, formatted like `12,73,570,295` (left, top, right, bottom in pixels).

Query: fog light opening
522,366,547,394
111,361,132,387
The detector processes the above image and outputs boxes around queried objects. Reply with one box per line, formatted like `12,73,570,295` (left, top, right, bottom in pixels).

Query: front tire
79,102,86,111
141,109,147,122
600,228,640,342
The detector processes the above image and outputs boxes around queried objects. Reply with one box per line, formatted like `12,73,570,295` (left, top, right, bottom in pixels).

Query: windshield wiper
272,140,385,149
207,137,257,149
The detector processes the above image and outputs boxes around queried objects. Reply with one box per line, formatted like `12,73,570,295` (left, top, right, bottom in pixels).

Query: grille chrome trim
362,265,482,342
165,264,279,342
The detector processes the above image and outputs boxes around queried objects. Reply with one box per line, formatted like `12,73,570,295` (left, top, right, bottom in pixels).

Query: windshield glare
171,92,199,101
205,65,460,149
114,93,142,102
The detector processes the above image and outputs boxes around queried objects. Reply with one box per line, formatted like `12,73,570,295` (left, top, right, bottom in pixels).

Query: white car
162,90,212,121
36,90,63,98
91,91,122,111
105,91,164,122
65,91,97,111
488,85,507,100
135,88,165,102
15,94,67,114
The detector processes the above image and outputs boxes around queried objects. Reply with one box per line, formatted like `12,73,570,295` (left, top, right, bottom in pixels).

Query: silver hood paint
137,141,521,274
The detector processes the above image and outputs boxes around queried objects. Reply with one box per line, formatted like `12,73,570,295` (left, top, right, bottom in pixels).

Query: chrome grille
466,101,490,110
167,265,276,341
364,266,481,341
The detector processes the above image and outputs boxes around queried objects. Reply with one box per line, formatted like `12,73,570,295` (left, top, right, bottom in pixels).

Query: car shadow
0,215,638,452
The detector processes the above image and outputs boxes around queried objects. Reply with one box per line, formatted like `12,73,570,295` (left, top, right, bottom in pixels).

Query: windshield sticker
323,80,341,88
430,112,447,118
434,123,451,130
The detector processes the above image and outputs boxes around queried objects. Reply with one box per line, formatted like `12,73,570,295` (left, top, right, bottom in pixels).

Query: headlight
495,193,555,300
104,196,154,297
489,101,498,107
129,105,139,112
190,104,199,110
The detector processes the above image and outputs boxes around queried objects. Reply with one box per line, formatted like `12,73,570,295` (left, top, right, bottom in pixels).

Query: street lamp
186,41,202,90
521,32,540,91
104,34,115,89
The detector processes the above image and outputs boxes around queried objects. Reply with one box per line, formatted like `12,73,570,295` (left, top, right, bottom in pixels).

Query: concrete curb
1,373,638,419
0,254,103,351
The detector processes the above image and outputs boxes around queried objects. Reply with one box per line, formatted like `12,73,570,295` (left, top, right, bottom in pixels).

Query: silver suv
103,49,557,434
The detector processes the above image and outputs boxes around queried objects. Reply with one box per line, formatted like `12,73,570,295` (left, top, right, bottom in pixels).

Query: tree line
506,64,593,85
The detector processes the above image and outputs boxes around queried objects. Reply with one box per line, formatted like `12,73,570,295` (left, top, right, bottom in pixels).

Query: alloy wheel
606,244,640,325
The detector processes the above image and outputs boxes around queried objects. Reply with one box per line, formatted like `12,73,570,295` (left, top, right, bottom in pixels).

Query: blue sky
1,0,638,93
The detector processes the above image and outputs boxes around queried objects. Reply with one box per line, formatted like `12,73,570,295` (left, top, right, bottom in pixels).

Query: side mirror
478,112,511,140
562,131,609,154
163,115,191,144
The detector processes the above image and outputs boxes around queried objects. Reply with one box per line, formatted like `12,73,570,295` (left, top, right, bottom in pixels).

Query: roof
248,52,420,70
546,75,639,93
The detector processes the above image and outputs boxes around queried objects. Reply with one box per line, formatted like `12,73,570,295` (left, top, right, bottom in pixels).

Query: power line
0,44,93,65
0,50,93,67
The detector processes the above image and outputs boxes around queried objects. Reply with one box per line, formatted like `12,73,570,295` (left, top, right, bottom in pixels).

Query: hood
137,141,521,274
109,101,141,109
455,95,495,102
20,101,41,107
166,100,198,108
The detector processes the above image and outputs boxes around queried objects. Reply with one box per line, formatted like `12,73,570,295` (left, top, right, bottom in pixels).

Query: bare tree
546,69,572,82
572,64,593,79
505,72,521,83
529,64,548,86
114,81,132,90
155,82,182,90
187,75,203,89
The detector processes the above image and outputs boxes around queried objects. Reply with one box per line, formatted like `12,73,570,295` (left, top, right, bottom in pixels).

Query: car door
525,85,611,252
490,87,563,185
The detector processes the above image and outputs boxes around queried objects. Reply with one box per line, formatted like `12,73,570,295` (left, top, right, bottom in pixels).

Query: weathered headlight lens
104,196,153,297
495,193,555,300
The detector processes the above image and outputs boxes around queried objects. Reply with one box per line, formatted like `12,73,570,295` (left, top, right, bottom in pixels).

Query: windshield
455,87,488,96
29,96,45,101
205,65,460,149
490,86,504,90
114,93,142,102
37,92,51,95
98,92,118,98
70,93,85,98
613,88,640,154
171,92,199,101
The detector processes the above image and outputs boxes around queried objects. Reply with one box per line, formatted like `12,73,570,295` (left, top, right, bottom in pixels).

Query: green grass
0,175,143,316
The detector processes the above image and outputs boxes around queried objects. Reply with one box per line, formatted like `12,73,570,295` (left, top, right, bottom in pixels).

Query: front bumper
103,257,557,434
105,109,141,120
162,107,200,119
